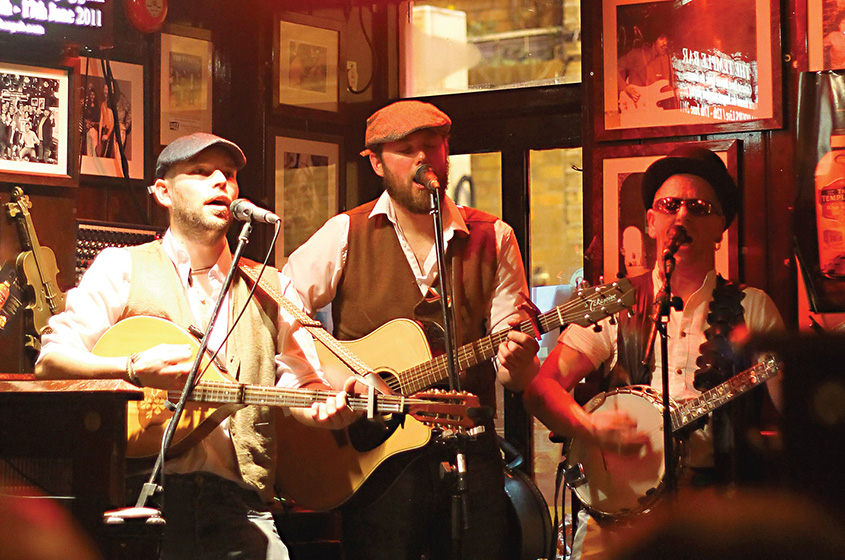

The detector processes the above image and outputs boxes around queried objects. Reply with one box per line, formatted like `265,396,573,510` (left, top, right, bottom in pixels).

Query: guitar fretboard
169,381,478,429
393,279,634,395
174,382,413,413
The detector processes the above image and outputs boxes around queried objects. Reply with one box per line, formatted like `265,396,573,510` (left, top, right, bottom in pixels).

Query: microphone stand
105,218,254,525
641,251,681,500
428,186,468,560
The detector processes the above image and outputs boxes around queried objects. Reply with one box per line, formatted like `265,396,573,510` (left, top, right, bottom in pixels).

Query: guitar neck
399,280,633,395
175,382,411,415
671,356,779,432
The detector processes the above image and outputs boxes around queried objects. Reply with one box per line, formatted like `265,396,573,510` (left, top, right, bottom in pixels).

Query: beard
382,162,448,215
170,196,231,244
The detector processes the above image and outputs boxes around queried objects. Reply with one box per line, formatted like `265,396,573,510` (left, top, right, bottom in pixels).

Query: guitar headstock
568,278,636,328
408,390,484,429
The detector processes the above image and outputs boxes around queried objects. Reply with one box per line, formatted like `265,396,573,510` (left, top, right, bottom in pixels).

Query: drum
564,386,682,521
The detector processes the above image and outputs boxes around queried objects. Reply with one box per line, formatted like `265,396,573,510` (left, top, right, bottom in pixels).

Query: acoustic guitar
91,316,480,460
5,186,66,350
275,278,636,510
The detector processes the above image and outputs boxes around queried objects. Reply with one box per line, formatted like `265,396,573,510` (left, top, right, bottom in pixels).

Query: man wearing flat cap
524,145,784,559
284,100,540,559
35,132,358,560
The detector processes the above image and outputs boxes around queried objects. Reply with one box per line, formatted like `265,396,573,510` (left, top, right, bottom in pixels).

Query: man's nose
210,169,229,186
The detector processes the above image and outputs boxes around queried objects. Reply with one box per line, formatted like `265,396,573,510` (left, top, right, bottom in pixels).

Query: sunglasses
652,197,719,217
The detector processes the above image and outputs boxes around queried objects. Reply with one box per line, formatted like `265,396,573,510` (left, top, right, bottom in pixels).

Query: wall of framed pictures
581,0,796,324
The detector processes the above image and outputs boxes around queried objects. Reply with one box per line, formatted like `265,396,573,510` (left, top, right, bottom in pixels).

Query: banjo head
565,386,677,520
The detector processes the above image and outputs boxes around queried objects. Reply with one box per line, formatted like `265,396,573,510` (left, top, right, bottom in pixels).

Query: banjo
563,355,780,521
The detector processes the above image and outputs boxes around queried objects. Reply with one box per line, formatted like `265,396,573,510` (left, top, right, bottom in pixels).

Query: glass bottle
816,130,845,278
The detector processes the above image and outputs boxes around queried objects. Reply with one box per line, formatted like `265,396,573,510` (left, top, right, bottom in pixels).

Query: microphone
230,199,281,225
663,225,692,258
413,164,441,191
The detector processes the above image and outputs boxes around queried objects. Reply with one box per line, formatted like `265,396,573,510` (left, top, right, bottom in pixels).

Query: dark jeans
341,432,508,560
128,472,288,560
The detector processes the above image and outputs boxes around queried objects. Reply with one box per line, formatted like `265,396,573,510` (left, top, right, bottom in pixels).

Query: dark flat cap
155,133,246,179
361,100,451,155
641,145,739,229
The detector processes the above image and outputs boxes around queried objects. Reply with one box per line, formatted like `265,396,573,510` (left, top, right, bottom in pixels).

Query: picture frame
79,58,145,180
0,59,78,187
595,0,782,141
273,13,341,114
159,26,213,146
596,139,740,280
808,0,845,71
270,129,343,264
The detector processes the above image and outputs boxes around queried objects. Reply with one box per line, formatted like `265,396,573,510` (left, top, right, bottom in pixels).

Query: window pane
529,147,583,512
447,152,506,439
446,153,502,217
406,1,581,96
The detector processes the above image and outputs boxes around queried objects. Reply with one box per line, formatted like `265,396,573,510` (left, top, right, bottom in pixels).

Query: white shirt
562,268,784,401
561,268,784,467
37,230,325,484
282,191,529,333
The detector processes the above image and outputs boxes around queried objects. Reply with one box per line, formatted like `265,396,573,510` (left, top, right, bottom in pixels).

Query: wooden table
0,377,144,557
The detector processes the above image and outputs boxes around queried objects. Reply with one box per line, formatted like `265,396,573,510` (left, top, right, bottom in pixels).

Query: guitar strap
694,275,748,483
693,275,747,391
237,262,377,381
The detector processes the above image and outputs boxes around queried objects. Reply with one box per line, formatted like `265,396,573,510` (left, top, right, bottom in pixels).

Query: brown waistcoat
332,200,500,408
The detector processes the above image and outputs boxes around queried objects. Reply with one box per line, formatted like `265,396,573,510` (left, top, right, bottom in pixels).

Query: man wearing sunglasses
523,145,784,559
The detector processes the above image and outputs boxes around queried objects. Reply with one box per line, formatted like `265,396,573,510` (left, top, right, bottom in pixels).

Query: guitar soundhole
347,415,402,452
383,374,402,394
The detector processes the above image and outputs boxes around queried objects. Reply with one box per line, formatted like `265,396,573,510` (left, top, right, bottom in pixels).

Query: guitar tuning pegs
609,315,617,325
627,309,635,318
592,324,603,333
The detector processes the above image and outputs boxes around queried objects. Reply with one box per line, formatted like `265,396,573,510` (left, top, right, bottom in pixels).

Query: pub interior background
3,0,845,557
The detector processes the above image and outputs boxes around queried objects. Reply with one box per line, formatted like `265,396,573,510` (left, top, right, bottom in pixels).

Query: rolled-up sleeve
36,247,132,363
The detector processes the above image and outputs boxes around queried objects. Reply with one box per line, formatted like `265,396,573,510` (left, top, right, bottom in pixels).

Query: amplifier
75,220,165,286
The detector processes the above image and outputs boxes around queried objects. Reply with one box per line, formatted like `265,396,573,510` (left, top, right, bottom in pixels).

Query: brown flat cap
155,133,246,179
361,100,451,156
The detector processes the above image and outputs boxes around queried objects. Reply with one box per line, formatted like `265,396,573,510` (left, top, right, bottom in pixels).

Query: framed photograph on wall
79,58,145,179
273,13,341,114
595,0,782,141
808,0,845,71
596,139,740,280
159,26,213,145
0,60,77,187
270,129,343,264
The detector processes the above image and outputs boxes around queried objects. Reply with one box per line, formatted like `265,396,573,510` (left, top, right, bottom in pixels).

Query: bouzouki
5,186,66,350
273,279,635,510
563,355,780,522
91,316,481,460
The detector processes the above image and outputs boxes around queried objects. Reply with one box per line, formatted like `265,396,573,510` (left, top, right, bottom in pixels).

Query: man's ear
369,152,384,178
646,209,657,239
151,178,173,209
